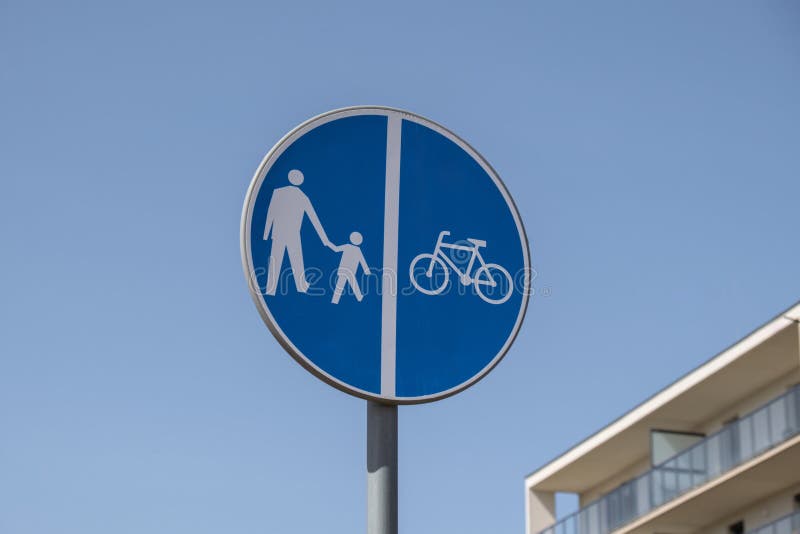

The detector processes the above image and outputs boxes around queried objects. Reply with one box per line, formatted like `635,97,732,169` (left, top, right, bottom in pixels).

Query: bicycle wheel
474,263,513,304
409,253,449,295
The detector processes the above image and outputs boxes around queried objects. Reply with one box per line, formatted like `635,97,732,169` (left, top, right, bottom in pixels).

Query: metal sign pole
367,401,398,534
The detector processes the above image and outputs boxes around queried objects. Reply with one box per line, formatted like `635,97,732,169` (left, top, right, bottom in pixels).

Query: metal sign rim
240,105,531,404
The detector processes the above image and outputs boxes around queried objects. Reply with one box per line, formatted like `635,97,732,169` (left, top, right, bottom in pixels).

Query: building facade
526,303,800,534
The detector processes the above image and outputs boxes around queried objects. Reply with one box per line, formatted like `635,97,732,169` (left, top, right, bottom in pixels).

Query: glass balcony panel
769,400,787,443
579,502,596,534
538,386,800,534
690,445,706,485
567,515,577,534
786,389,799,436
649,469,663,508
739,417,754,461
634,476,650,517
597,500,607,534
706,433,722,477
753,408,770,453
578,505,587,534
719,425,738,471
747,510,800,534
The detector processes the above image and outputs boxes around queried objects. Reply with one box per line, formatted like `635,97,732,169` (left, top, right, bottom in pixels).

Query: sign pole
367,401,398,534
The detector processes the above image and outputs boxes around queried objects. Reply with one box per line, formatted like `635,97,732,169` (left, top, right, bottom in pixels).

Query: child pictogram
331,232,371,304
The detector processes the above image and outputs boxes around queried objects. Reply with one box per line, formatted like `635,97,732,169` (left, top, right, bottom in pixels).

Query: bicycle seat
467,238,487,248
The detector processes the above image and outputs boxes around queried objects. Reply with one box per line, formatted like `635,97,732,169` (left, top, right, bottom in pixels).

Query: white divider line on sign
381,114,402,397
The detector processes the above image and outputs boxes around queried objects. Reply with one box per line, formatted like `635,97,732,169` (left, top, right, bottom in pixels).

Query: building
526,302,800,534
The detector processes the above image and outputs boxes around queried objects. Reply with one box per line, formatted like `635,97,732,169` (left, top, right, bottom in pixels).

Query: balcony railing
539,384,800,534
748,510,800,534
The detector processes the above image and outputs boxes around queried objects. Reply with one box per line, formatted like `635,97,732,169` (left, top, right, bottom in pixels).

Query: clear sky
2,2,799,533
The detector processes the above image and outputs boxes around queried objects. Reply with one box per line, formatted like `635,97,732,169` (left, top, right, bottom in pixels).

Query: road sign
241,106,530,404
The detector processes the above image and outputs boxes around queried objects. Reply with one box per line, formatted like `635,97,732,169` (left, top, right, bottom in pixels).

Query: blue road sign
241,107,530,404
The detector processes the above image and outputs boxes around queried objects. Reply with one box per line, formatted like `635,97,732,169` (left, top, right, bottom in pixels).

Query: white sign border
240,106,531,405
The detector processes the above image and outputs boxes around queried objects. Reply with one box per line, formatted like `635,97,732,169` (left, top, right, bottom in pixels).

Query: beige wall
580,457,649,506
577,368,800,509
698,370,800,437
526,320,800,534
526,490,556,534
701,482,800,533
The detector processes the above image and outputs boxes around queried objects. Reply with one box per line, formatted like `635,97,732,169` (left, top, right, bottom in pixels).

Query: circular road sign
241,106,530,404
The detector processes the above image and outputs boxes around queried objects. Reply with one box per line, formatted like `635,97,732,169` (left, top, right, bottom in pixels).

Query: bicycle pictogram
409,230,513,305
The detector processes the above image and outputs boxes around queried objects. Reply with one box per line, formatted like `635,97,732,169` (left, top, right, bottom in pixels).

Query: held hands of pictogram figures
263,170,512,305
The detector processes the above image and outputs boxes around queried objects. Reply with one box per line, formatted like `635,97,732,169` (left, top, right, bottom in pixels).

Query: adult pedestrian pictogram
241,106,531,404
262,169,336,295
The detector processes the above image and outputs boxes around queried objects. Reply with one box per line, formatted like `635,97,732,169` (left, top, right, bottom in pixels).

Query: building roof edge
525,298,800,488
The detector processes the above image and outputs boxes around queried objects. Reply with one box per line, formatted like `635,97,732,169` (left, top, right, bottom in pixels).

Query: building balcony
539,384,800,534
749,510,800,534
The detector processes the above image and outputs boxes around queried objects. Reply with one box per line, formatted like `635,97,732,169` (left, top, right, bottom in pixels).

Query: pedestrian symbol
263,169,336,295
241,107,531,404
331,231,371,304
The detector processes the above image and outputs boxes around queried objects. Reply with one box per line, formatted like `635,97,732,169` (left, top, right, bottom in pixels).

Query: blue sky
2,2,799,533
